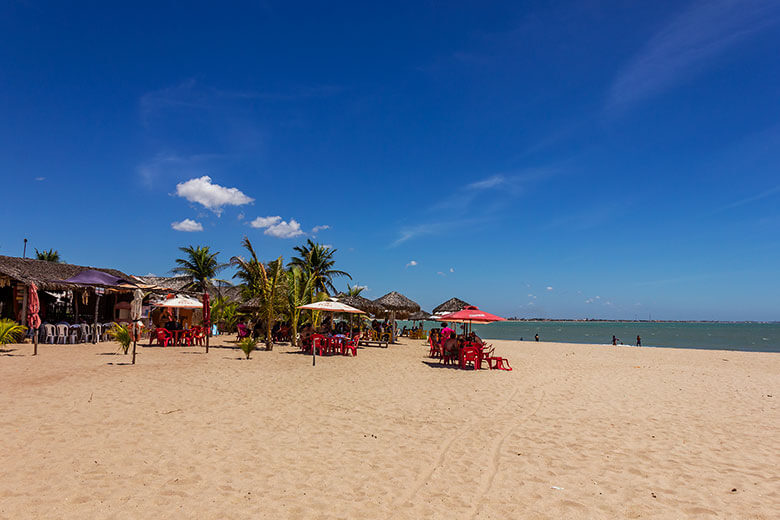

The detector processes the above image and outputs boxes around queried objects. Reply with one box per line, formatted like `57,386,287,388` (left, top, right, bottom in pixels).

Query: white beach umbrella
297,301,365,314
151,296,203,309
297,300,365,366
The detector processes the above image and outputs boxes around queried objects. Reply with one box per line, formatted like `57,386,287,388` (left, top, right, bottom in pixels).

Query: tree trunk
266,311,273,351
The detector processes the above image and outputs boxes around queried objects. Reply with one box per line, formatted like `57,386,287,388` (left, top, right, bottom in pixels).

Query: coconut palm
0,319,26,346
231,237,285,350
345,284,366,296
35,249,60,262
108,323,133,354
289,239,351,296
285,266,314,347
172,245,228,292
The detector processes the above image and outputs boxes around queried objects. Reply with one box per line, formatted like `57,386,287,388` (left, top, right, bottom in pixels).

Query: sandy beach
0,337,777,519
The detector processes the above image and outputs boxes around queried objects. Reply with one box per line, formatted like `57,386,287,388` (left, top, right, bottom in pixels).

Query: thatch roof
408,310,433,321
337,294,382,316
373,291,421,314
133,275,193,292
0,255,136,290
432,297,471,315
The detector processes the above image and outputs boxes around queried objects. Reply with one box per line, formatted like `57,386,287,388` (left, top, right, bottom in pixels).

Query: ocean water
397,320,780,353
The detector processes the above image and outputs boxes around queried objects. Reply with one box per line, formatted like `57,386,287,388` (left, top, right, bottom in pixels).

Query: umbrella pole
131,323,137,364
33,327,38,356
205,330,209,354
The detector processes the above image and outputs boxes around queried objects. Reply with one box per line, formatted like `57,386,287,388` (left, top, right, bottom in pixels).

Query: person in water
636,335,641,347
535,333,539,342
612,335,621,346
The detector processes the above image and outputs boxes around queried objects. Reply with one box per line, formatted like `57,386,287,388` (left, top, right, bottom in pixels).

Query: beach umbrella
130,289,143,365
150,295,203,308
297,301,365,366
202,292,211,354
436,305,505,334
337,294,381,316
432,297,471,316
27,283,41,356
373,291,420,343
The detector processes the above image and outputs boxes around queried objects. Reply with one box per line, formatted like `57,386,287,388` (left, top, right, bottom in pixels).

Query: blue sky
1,1,779,321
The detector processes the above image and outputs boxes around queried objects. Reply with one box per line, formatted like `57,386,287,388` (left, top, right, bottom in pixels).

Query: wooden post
93,291,101,344
131,322,137,364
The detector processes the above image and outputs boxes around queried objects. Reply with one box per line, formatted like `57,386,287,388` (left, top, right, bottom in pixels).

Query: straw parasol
408,310,433,321
373,291,420,342
337,294,381,316
432,297,471,315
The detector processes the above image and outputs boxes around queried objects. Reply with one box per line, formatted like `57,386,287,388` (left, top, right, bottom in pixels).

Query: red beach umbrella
437,305,506,324
28,283,41,355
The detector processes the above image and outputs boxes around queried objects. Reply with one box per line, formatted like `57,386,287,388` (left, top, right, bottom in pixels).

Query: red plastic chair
460,346,480,370
311,334,327,356
155,328,172,347
486,356,513,371
342,335,358,356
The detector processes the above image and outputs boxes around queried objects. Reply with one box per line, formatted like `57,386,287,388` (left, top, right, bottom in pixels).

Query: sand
0,336,777,519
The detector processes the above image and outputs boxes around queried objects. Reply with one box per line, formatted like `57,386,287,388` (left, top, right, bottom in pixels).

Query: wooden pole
33,327,38,356
131,322,137,364
93,292,100,344
205,325,209,354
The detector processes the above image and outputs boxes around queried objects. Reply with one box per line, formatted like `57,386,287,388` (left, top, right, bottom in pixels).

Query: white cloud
437,271,446,276
608,0,780,111
171,218,204,232
406,260,418,268
449,267,455,273
311,225,330,233
266,219,304,238
34,177,46,181
546,286,553,291
250,216,282,228
467,175,506,190
237,212,245,221
249,215,305,238
175,176,254,215
528,293,536,299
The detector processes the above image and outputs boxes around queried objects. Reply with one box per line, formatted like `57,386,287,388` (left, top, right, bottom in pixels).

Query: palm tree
285,266,314,347
35,249,60,262
172,245,227,292
231,237,285,350
289,239,351,296
345,284,365,296
0,319,27,346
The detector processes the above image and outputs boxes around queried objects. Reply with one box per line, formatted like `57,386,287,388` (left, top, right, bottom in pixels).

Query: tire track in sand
466,387,546,520
392,386,523,510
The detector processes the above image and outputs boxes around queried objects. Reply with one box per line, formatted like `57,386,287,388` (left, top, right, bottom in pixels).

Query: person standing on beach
636,335,641,347
612,335,618,346
535,333,539,342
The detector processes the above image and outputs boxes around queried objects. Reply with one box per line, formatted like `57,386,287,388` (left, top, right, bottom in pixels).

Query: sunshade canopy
436,305,506,324
65,269,132,287
297,300,365,314
151,295,203,309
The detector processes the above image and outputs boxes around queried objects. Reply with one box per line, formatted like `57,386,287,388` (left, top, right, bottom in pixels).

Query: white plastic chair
93,324,102,342
103,323,114,341
43,323,56,344
55,324,70,344
68,325,80,343
80,324,92,343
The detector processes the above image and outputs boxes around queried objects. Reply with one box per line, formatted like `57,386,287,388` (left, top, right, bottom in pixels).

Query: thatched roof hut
408,310,433,321
0,255,135,290
373,291,420,315
337,294,382,316
432,297,471,315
